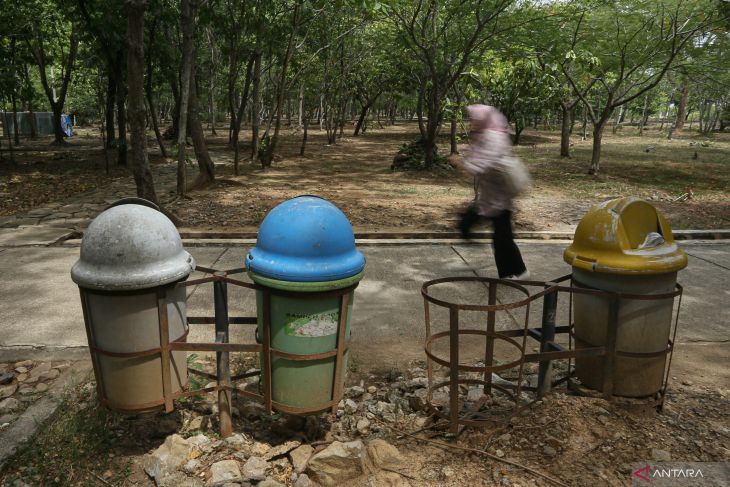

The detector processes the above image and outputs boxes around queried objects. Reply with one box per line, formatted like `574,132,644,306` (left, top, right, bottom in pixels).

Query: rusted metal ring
421,276,535,311
90,330,190,358
424,330,524,373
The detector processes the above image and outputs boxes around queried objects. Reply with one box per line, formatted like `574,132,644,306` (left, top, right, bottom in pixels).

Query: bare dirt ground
1,356,727,487
166,123,730,233
3,123,727,231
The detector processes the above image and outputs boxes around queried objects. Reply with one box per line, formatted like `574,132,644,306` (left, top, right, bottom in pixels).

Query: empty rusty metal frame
81,265,356,437
421,274,683,435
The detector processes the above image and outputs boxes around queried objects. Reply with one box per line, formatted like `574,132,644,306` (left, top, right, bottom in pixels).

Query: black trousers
459,207,527,278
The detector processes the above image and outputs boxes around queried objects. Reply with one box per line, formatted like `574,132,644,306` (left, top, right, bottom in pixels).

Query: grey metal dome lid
71,203,195,290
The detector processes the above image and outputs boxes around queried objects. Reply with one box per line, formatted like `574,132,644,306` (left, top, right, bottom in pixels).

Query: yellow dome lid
564,197,688,275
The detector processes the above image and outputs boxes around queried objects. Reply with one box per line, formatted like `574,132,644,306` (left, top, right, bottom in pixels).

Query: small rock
14,360,33,368
40,369,60,381
223,433,249,448
682,380,693,386
258,478,285,487
306,440,364,486
242,456,268,481
0,398,20,413
497,433,512,445
29,363,52,379
35,383,49,393
367,439,404,469
207,460,242,485
251,442,272,457
0,372,14,385
143,434,194,483
18,387,35,396
545,436,562,449
14,367,28,374
0,383,17,399
183,459,201,474
405,377,429,390
16,374,27,383
158,472,204,487
407,389,428,412
290,444,314,474
264,440,301,460
294,473,315,487
356,418,371,435
185,416,206,432
495,449,505,458
543,446,557,456
371,471,412,486
343,398,358,414
466,388,483,402
367,386,377,394
651,448,671,462
346,386,365,398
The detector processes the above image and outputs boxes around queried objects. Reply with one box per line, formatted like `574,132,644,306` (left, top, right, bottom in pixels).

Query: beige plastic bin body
86,286,188,410
572,269,676,397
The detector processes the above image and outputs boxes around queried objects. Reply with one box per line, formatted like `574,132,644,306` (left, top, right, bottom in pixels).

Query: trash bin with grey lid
71,200,195,412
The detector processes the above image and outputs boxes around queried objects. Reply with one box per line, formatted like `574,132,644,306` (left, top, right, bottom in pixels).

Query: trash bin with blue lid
246,196,365,413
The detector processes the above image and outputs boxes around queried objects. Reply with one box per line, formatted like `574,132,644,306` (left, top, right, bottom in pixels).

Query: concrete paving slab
0,225,75,247
0,241,726,368
0,248,83,349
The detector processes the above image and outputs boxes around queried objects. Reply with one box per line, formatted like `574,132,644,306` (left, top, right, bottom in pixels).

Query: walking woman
458,104,529,280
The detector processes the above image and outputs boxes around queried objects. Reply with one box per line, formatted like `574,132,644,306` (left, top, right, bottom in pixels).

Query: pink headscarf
467,104,509,133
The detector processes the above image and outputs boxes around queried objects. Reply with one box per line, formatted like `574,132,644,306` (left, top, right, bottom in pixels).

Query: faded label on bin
285,312,338,337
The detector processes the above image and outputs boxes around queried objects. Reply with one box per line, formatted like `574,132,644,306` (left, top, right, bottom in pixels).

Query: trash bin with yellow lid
564,197,687,397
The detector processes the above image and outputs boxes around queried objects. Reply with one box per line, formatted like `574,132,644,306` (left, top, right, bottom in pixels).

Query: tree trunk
250,31,262,161
261,2,300,168
639,95,649,136
103,73,116,148
31,29,79,145
145,24,167,158
232,56,254,175
176,0,195,195
581,106,587,140
300,110,309,156
126,0,158,203
298,83,304,127
353,102,369,136
188,72,215,188
116,72,127,165
416,78,426,139
24,63,37,139
560,103,571,157
589,121,606,175
11,92,20,146
675,81,690,131
449,111,458,155
612,106,623,134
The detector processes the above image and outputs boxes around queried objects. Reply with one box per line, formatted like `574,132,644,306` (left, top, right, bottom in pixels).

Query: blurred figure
459,104,529,280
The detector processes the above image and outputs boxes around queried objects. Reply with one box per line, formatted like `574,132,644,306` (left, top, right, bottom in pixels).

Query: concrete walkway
0,239,727,372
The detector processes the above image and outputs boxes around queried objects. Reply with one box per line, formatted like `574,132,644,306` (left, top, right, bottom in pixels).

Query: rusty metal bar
79,289,105,406
157,289,174,413
214,275,233,437
537,287,558,398
484,283,497,395
331,292,350,413
187,316,258,325
602,296,620,400
449,306,460,435
261,289,273,415
171,342,262,353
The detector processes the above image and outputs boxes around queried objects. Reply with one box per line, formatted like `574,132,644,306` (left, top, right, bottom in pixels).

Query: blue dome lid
246,196,365,282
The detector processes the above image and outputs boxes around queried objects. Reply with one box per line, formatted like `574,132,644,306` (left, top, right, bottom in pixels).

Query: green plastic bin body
251,271,361,411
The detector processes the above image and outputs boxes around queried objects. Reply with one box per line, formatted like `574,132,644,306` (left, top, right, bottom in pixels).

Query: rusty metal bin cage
421,274,683,436
82,264,357,437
